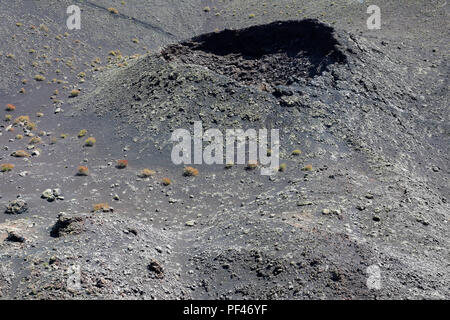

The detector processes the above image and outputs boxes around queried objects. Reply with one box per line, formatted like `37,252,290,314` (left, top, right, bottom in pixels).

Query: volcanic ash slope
64,20,449,299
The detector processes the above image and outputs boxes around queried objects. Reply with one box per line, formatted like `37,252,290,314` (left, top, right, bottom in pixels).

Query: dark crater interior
162,19,347,87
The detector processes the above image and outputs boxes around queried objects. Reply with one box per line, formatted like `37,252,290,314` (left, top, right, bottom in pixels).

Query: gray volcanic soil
0,0,449,299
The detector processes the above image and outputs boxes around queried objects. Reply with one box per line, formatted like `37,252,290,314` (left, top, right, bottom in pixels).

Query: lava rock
50,213,88,237
5,199,28,215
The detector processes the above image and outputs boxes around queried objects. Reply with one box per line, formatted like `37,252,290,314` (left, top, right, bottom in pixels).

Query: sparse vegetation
292,149,302,156
116,160,128,169
5,115,12,121
161,178,172,186
1,164,14,172
225,162,234,169
302,164,313,171
76,166,89,176
279,163,287,172
60,133,68,139
203,6,211,12
138,168,156,178
183,166,199,177
85,137,96,146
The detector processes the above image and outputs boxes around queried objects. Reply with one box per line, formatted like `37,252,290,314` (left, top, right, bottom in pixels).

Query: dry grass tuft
34,74,45,81
70,89,80,97
225,162,234,169
245,160,259,170
29,136,41,145
11,150,30,158
84,137,96,146
1,163,14,172
78,129,87,138
183,166,199,177
26,122,37,131
138,168,156,178
6,104,16,111
13,115,30,124
116,160,128,169
161,178,172,186
76,166,89,176
108,7,119,14
92,203,110,212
